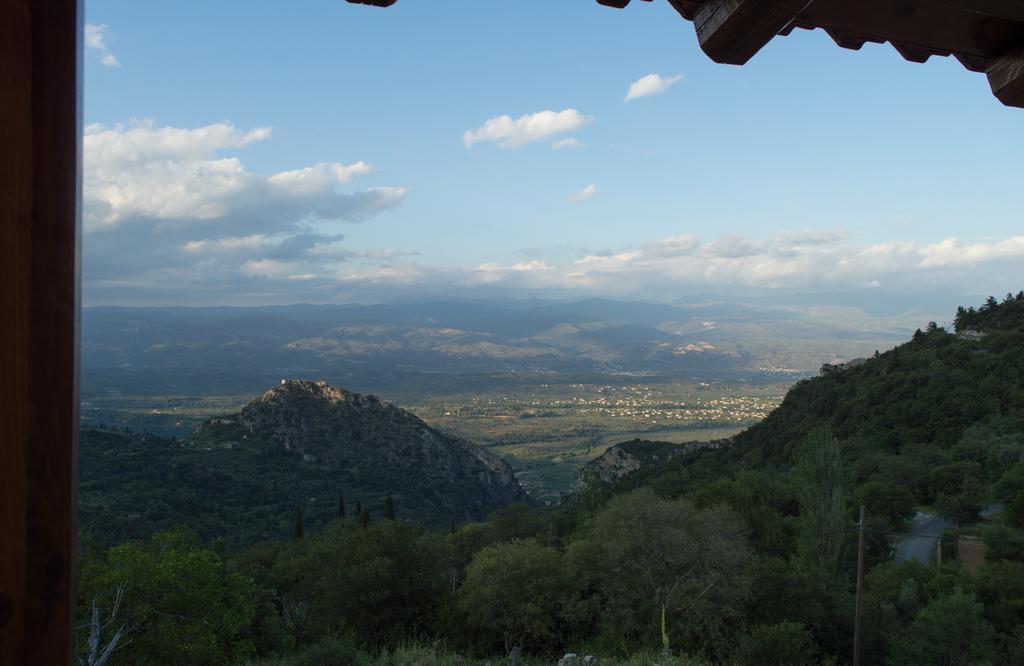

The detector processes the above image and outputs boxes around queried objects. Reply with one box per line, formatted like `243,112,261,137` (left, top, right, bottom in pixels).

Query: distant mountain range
79,380,529,546
82,297,924,398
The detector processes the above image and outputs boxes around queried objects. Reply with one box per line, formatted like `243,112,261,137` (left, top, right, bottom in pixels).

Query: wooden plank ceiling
347,0,1024,108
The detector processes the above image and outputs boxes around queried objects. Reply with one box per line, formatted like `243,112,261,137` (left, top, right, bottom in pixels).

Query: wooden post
853,505,866,666
0,0,82,663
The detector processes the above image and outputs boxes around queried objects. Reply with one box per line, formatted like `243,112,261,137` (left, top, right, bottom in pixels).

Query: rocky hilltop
205,380,530,519
569,438,723,496
79,380,531,546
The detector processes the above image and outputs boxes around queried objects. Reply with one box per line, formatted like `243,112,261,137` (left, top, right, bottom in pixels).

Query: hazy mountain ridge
82,297,919,398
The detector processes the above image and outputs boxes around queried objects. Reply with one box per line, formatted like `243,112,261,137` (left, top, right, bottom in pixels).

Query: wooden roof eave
667,0,1024,108
344,0,1024,108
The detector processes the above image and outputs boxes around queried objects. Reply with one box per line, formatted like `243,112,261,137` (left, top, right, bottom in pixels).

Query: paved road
896,512,954,563
895,504,1005,563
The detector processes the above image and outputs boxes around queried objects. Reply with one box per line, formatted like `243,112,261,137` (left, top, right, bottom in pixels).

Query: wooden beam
595,0,654,8
987,43,1024,107
892,41,948,62
826,29,871,50
345,0,398,7
0,0,82,664
801,0,1023,59
927,0,1024,23
693,0,815,65
666,0,702,21
955,53,991,72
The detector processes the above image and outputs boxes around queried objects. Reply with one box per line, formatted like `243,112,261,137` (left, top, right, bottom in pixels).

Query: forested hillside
632,291,1024,526
75,294,1024,665
79,381,528,545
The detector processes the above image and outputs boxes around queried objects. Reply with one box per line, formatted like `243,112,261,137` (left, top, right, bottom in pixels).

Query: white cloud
642,234,699,257
469,231,1024,297
86,227,1024,305
241,259,318,280
702,235,766,258
918,236,1024,268
267,162,373,192
570,184,598,202
552,137,583,150
83,119,408,301
775,227,848,247
463,109,593,149
79,123,1024,305
184,234,274,255
85,24,120,67
84,120,401,231
625,73,683,102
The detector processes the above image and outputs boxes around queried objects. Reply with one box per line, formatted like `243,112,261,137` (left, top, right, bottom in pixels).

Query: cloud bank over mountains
83,121,1022,306
84,120,407,300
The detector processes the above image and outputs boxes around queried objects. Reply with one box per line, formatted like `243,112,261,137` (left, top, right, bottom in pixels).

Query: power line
858,526,1024,546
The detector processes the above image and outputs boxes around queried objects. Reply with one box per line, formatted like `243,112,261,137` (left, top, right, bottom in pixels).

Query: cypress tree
355,499,363,518
359,508,371,528
384,495,395,521
292,506,304,541
337,494,346,521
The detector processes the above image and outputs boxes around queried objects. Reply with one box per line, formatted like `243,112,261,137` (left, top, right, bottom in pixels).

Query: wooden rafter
987,42,1024,106
691,0,814,64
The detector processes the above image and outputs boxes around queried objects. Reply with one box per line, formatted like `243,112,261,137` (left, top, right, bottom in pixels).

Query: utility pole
853,505,866,666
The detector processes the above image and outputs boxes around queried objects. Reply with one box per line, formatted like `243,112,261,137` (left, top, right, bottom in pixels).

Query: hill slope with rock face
233,380,526,507
79,380,529,545
569,439,694,496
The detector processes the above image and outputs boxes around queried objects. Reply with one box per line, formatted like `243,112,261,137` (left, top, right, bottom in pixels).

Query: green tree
359,507,371,528
457,539,572,653
856,480,916,527
859,560,934,663
293,506,304,541
890,593,994,666
796,429,847,580
293,637,365,666
384,495,396,521
337,494,346,521
974,560,1024,636
76,527,258,665
934,482,983,525
744,557,825,630
1004,490,1024,527
568,488,752,655
271,521,448,647
734,622,819,665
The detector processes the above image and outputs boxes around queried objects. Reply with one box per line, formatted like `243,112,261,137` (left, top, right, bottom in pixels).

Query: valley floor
80,377,789,500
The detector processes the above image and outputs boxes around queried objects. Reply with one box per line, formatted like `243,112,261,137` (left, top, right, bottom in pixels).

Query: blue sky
83,0,1024,306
